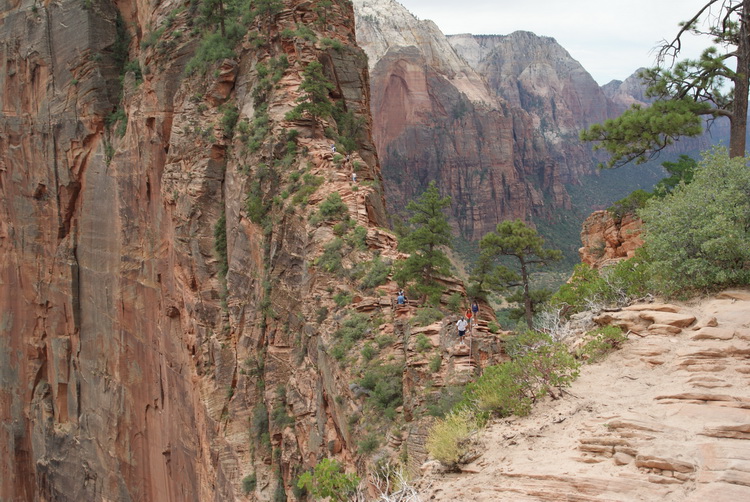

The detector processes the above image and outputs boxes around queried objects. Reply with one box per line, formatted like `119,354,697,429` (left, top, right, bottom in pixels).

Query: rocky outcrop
579,210,644,268
419,290,750,500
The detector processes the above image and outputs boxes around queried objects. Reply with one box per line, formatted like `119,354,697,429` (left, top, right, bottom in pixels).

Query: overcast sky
396,0,712,85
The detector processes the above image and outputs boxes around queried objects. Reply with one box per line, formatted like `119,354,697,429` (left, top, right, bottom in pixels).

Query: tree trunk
520,259,533,328
730,0,750,157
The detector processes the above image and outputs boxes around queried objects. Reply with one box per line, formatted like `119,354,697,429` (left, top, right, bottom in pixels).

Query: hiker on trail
331,144,336,153
456,317,468,344
465,307,473,328
397,293,406,305
352,172,357,183
472,300,479,319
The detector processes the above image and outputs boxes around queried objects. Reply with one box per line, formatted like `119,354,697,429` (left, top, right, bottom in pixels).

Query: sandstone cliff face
0,0,382,499
0,0,508,499
354,0,572,240
579,210,644,268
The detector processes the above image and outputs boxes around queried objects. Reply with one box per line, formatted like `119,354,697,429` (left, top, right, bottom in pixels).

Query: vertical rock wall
0,0,390,499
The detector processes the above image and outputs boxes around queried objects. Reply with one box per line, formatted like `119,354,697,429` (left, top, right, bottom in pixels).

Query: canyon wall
0,0,385,499
354,0,726,242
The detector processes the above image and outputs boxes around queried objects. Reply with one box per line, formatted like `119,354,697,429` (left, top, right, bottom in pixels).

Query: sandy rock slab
419,291,750,501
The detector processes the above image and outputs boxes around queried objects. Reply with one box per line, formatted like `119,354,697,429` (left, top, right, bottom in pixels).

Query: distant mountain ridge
354,0,720,242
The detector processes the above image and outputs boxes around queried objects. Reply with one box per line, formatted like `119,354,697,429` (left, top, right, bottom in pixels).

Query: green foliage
106,107,127,138
652,154,697,196
251,403,269,440
415,333,432,353
463,331,579,416
472,220,562,328
638,147,750,294
608,189,652,220
425,409,479,467
344,225,367,251
446,292,462,313
220,103,239,139
487,321,501,334
410,307,443,327
579,326,627,363
316,238,345,275
333,291,353,307
580,98,707,168
185,32,236,75
242,473,257,495
357,433,379,454
297,458,360,502
291,173,324,205
314,192,348,223
359,256,391,289
428,354,442,373
395,181,453,302
287,60,334,120
358,362,404,412
331,313,370,356
271,385,295,429
361,343,377,362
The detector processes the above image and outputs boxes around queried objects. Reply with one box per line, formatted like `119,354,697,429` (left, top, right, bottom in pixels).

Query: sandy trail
418,290,750,501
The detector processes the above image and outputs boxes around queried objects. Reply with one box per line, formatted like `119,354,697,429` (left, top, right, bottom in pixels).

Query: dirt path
418,290,750,501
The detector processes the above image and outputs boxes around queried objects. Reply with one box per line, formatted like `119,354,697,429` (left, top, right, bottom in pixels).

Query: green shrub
428,354,442,373
425,409,478,467
345,225,367,250
359,256,391,289
411,307,443,327
357,433,379,454
415,334,432,353
639,147,750,295
579,325,627,363
333,291,353,307
361,343,377,362
242,473,257,494
463,331,579,416
359,362,403,411
314,192,348,223
316,238,345,275
488,321,500,334
185,32,236,75
446,292,462,313
220,103,239,139
297,459,359,502
608,189,652,219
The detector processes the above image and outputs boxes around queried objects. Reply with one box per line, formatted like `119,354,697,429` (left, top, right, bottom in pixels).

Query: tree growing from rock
581,0,750,166
394,181,453,303
472,220,562,328
297,458,360,502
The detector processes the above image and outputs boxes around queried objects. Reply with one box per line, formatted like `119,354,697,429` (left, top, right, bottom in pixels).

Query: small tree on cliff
581,0,750,166
286,61,335,121
394,181,453,303
473,220,562,328
297,458,360,502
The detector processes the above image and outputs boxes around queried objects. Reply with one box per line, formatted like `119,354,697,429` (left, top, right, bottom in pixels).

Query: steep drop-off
0,0,491,499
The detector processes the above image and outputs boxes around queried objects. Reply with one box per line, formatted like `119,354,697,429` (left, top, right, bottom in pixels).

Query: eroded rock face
579,210,644,268
0,0,396,499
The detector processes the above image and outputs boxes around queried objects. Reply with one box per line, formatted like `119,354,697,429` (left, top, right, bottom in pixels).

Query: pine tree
581,0,750,166
473,220,562,328
395,181,453,303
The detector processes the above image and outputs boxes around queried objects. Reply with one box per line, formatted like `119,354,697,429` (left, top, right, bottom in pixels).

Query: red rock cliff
0,0,391,499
